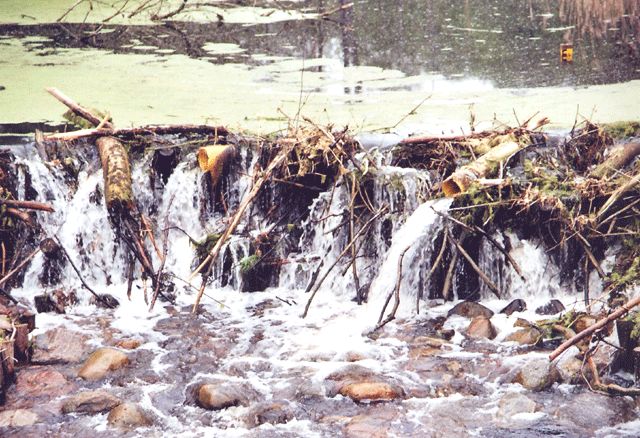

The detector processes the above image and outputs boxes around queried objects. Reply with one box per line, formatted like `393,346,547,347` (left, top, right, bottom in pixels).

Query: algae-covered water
0,1,639,133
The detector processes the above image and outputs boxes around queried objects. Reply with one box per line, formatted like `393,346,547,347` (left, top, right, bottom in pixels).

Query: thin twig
375,245,411,330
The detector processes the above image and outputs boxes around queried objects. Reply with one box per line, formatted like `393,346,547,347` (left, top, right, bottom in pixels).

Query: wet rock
32,327,89,364
107,402,152,429
114,339,142,350
553,391,636,432
500,299,527,315
245,400,294,427
13,368,75,400
338,382,404,403
78,347,129,380
513,358,560,391
573,314,597,334
197,383,250,410
90,294,120,309
0,409,39,427
466,316,497,340
555,353,584,384
61,390,121,414
535,299,565,315
448,301,494,319
34,289,77,314
497,392,537,417
505,326,542,345
344,405,398,438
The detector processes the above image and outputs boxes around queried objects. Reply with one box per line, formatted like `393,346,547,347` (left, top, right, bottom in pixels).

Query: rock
114,339,141,350
448,301,494,319
34,289,78,314
0,409,39,427
197,383,249,410
513,358,560,391
466,316,497,340
573,314,597,334
245,400,294,427
500,299,527,315
78,347,129,380
338,382,404,402
62,390,121,414
497,392,537,417
90,294,120,309
555,354,584,384
107,403,152,428
535,299,565,315
505,327,542,345
14,368,75,399
32,328,89,364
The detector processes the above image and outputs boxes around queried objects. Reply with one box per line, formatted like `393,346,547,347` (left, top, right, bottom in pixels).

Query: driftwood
0,199,55,212
44,125,229,142
549,294,640,361
591,142,640,179
46,87,114,130
96,137,134,211
442,140,529,196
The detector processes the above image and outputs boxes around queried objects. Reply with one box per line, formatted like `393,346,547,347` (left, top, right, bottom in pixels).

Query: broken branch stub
442,140,528,197
197,145,236,187
96,137,134,212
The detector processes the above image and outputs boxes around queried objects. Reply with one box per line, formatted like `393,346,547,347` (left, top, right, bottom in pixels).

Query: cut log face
96,137,133,212
197,145,236,187
442,140,526,197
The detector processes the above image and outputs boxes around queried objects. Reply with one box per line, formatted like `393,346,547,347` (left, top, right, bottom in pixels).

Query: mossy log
442,140,528,196
197,145,236,187
591,142,640,180
95,137,133,212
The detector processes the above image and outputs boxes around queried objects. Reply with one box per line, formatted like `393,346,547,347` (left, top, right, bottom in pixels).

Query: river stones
14,368,75,399
0,409,39,427
448,301,494,319
513,358,560,391
466,316,497,340
78,347,129,380
245,400,294,427
497,392,537,417
32,328,89,364
62,390,121,414
505,326,542,345
500,299,527,315
197,383,250,410
535,299,565,315
107,402,152,428
325,365,405,403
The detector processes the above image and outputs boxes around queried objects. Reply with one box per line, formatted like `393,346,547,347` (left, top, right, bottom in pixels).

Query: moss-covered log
95,136,133,212
591,142,640,180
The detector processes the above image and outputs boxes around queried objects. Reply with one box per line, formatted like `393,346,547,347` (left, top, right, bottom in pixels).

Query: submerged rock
535,299,565,315
448,301,494,319
555,355,584,384
505,327,542,345
497,392,537,417
338,382,404,403
500,299,527,315
107,402,152,429
513,358,560,391
0,409,39,427
32,328,89,364
62,390,121,414
78,347,129,380
466,316,497,340
197,383,250,410
245,400,294,427
14,368,75,399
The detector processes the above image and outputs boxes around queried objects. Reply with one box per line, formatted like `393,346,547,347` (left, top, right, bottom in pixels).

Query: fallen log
0,199,55,212
590,142,640,180
197,145,237,187
442,139,529,197
96,137,134,211
46,87,114,130
44,125,229,142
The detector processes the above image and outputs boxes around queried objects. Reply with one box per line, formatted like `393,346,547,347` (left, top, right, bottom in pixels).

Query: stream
1,1,640,437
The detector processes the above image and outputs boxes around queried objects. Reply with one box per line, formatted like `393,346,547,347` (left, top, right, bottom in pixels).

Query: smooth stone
245,400,294,427
505,327,542,345
14,368,75,399
197,383,249,410
466,316,497,340
338,381,404,402
448,301,494,319
62,390,121,414
513,358,560,391
107,403,152,428
0,409,39,427
78,347,129,380
32,328,89,364
535,299,565,315
500,299,527,315
497,392,537,417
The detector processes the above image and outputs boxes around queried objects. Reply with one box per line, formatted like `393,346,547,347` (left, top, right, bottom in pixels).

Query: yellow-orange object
560,44,574,63
197,145,236,186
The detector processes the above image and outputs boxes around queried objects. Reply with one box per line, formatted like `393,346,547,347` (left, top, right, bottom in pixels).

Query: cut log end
197,145,236,186
442,179,463,197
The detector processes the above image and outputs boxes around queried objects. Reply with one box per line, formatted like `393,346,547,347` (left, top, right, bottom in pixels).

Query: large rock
338,382,404,403
245,400,294,427
466,316,497,340
554,347,584,384
505,327,542,345
500,299,527,316
448,301,494,319
0,409,39,427
107,403,152,428
497,392,537,417
14,368,75,399
535,299,565,315
197,383,250,410
62,390,121,414
513,358,560,391
32,328,89,364
78,347,129,380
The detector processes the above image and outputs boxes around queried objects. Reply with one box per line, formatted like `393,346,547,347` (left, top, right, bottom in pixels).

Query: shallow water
1,1,639,134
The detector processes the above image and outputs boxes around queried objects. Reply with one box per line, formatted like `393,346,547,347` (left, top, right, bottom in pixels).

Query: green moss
602,121,640,140
608,256,640,291
63,109,112,129
239,254,260,274
192,233,221,261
